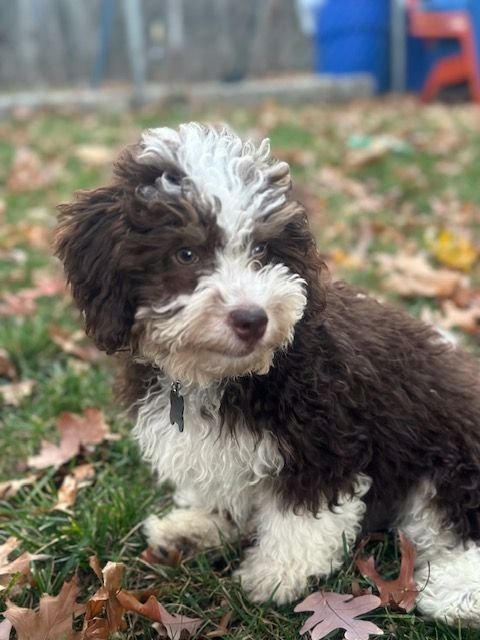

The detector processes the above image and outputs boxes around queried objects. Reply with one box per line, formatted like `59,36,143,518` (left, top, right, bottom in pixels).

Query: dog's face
56,124,323,385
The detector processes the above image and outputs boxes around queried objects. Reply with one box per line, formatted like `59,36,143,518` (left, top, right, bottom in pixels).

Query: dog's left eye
175,248,199,265
251,242,267,259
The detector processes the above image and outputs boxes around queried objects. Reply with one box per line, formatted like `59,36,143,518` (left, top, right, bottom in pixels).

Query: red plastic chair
407,0,480,103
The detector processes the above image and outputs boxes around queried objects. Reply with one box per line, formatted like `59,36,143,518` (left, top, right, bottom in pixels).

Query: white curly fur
399,481,480,624
135,382,370,605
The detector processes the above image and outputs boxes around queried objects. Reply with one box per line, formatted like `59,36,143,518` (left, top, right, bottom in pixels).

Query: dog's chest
132,384,283,522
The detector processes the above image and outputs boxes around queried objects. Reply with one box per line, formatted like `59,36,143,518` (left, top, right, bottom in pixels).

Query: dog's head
55,123,324,385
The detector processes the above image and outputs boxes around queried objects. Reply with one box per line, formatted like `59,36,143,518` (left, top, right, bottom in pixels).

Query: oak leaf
116,590,203,639
294,591,383,640
355,532,418,612
28,409,114,469
4,577,84,640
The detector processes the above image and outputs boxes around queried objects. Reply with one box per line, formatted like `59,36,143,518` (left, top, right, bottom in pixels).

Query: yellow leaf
428,229,478,272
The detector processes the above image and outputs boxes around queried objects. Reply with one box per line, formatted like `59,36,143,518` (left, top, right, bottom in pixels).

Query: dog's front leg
144,486,237,561
235,483,367,605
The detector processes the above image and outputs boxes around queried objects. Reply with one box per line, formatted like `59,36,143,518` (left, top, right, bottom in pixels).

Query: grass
1,98,480,639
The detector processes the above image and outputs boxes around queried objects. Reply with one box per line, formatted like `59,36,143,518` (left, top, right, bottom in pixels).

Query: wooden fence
0,0,313,90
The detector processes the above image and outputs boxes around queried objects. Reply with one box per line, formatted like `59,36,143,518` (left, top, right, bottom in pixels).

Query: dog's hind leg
414,544,480,624
400,481,480,625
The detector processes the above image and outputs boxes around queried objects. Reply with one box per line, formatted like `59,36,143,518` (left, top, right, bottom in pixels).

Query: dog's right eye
175,248,199,265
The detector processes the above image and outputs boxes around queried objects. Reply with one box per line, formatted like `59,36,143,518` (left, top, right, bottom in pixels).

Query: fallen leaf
0,277,65,317
0,380,35,406
421,299,480,334
428,229,478,272
0,537,49,591
355,532,418,612
28,408,114,469
117,589,203,638
74,145,114,167
49,327,102,363
0,474,38,500
0,539,21,566
376,253,464,298
4,578,84,640
206,610,233,637
52,464,95,513
83,559,127,638
294,591,383,640
0,349,17,380
0,222,50,251
7,147,59,193
0,618,12,640
150,603,203,640
0,293,37,317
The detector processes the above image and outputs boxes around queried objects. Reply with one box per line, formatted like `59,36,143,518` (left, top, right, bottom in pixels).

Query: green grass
1,100,480,638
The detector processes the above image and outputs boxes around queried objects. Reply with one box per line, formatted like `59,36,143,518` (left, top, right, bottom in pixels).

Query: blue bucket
314,0,391,92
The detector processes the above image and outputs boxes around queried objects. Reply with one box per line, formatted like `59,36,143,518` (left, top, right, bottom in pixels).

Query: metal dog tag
170,381,185,432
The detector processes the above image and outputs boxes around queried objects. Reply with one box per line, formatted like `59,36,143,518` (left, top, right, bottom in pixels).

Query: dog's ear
55,185,135,354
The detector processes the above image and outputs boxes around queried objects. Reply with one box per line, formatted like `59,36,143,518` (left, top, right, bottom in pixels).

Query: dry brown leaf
53,464,95,513
0,537,49,592
0,349,17,380
4,578,84,640
49,327,102,363
206,610,233,637
0,277,65,317
422,300,480,334
0,222,50,251
0,474,37,500
355,532,418,612
7,147,59,193
0,539,21,566
28,409,114,470
74,145,114,167
0,380,35,406
376,253,464,298
150,602,203,640
0,293,37,317
83,559,127,638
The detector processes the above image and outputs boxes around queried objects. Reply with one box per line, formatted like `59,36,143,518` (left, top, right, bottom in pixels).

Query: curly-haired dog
55,123,480,624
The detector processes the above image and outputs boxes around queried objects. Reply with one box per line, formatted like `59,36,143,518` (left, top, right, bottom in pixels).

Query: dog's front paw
144,508,235,562
234,547,308,605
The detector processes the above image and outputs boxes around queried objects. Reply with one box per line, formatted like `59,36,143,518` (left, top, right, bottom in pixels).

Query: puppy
55,123,480,624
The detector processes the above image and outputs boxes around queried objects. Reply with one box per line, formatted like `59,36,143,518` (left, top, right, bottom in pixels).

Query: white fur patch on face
134,252,307,386
138,123,291,242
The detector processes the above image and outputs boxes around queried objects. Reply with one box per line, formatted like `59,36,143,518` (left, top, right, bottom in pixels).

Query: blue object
314,0,391,92
421,0,469,9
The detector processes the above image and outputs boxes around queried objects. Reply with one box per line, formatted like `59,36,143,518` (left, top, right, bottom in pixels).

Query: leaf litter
28,408,117,470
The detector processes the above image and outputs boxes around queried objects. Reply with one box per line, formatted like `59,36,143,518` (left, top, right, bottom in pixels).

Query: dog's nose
228,306,268,342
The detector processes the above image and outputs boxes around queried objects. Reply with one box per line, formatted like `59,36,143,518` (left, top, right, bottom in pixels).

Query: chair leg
421,54,468,102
